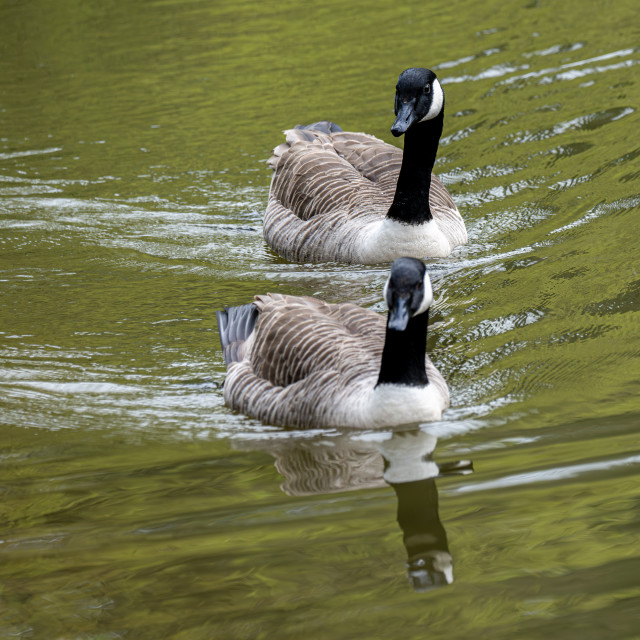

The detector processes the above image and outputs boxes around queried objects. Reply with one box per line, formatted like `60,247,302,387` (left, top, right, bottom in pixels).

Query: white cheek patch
419,79,444,122
414,271,433,316
383,276,391,308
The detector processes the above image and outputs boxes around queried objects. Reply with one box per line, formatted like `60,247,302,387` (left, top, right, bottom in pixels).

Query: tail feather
294,121,343,135
216,303,259,366
268,121,343,170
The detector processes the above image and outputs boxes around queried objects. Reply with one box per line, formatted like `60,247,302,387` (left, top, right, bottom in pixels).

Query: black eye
424,84,431,95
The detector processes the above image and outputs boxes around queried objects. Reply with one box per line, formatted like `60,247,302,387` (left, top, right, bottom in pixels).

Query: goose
216,257,449,428
263,68,467,264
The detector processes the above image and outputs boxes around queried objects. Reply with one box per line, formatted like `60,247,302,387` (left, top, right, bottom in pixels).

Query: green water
1,0,639,637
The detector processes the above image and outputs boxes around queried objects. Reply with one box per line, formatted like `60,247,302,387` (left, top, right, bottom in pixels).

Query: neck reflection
235,426,472,592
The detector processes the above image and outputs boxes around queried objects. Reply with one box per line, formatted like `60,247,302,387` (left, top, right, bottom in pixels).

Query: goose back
264,126,465,263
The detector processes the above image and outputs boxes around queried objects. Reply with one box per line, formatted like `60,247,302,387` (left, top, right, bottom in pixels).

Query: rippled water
1,0,639,638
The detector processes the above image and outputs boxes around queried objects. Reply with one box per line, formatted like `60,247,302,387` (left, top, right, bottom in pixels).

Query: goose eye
424,84,431,95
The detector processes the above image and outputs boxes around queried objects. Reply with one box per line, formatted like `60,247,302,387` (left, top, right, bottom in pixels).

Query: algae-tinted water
1,0,639,638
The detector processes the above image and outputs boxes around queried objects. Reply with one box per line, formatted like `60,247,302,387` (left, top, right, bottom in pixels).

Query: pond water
1,0,639,638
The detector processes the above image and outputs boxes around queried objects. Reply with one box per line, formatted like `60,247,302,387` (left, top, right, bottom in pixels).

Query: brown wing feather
331,132,403,197
252,294,384,387
269,139,387,223
223,294,388,427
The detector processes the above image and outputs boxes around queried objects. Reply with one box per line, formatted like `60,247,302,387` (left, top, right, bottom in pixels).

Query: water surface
1,0,639,638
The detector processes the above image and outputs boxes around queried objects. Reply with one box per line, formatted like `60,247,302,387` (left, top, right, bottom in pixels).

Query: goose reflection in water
234,427,472,592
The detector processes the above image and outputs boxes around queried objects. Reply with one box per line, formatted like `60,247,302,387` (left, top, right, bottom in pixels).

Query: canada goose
264,68,467,264
216,257,449,428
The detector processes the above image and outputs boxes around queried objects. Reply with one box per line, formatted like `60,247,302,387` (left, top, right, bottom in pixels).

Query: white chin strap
414,271,433,315
383,276,391,309
419,79,444,122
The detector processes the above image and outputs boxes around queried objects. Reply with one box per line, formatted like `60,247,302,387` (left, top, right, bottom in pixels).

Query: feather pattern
219,292,449,429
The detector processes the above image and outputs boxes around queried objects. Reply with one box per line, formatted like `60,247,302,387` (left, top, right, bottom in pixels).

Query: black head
384,258,433,331
391,68,444,137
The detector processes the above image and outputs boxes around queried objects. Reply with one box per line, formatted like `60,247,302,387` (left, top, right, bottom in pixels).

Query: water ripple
499,47,637,87
0,147,63,160
503,106,634,146
455,454,640,493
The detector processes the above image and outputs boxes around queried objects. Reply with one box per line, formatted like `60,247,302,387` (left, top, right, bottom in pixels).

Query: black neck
377,310,429,387
386,110,444,225
391,478,448,556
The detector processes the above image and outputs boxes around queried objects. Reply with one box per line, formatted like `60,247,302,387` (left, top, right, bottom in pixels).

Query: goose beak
391,101,417,137
388,296,411,331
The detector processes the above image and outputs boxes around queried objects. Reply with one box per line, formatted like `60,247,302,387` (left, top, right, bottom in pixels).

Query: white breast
334,382,446,429
356,218,452,263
